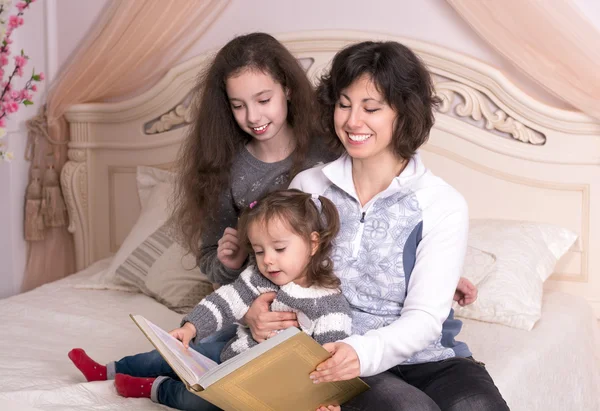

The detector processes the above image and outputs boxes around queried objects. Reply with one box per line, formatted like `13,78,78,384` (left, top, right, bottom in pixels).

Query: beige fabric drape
446,0,600,120
22,0,230,292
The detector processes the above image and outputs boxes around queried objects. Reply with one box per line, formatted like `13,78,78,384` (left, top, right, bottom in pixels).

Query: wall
0,0,51,298
1,0,598,298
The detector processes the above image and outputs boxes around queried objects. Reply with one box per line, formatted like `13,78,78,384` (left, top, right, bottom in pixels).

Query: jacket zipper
353,209,367,258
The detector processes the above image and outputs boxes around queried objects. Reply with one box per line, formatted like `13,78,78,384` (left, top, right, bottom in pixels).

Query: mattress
0,260,598,411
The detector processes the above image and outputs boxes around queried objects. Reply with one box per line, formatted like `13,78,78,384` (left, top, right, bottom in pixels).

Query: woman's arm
312,192,469,380
344,196,469,377
182,268,274,342
243,294,299,342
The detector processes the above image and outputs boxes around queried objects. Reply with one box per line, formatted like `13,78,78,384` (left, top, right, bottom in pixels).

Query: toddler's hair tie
311,194,322,212
249,200,258,209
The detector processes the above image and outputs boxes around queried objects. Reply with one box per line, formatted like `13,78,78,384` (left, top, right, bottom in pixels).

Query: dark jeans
114,325,237,411
343,357,509,411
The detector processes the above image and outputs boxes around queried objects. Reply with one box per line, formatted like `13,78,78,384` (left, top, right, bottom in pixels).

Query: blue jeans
113,325,237,411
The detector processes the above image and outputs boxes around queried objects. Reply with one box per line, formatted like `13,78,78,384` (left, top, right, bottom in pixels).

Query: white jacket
290,153,470,377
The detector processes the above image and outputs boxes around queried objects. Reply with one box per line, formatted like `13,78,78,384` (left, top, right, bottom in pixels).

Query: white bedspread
462,291,600,411
0,259,178,410
1,260,599,411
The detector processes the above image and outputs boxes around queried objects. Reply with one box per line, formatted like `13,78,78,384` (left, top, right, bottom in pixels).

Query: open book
131,315,369,410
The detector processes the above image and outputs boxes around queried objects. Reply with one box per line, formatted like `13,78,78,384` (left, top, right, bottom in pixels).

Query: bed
1,31,599,411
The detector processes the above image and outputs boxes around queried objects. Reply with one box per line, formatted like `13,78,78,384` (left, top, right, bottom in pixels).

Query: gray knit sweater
198,142,337,285
182,266,352,363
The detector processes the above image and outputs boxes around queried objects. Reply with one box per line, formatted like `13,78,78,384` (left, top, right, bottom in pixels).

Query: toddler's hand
316,406,340,411
217,227,248,270
169,322,197,349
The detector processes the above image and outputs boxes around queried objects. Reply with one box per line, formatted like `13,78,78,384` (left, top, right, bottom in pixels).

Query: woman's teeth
348,133,371,142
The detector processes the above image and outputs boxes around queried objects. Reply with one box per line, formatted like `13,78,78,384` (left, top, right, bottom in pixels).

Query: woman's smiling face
333,74,398,162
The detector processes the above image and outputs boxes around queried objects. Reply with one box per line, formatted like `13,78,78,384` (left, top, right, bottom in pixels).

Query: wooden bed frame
60,30,600,317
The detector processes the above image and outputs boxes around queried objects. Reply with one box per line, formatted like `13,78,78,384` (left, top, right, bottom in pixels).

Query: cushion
114,223,214,314
454,219,578,330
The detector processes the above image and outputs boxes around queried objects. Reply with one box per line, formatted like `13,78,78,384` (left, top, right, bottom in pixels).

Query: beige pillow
454,219,578,330
115,223,214,314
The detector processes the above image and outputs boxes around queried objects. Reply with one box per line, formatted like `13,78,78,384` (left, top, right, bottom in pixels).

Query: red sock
68,348,107,382
114,373,156,398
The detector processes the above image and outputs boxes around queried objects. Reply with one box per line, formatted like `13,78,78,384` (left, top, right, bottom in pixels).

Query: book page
147,321,219,376
131,315,219,386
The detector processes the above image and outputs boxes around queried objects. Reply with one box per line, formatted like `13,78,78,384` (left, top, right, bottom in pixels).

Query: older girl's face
226,69,290,144
333,74,398,161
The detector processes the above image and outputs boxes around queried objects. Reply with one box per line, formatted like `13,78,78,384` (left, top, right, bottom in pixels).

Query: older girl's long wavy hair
173,33,320,257
238,189,341,289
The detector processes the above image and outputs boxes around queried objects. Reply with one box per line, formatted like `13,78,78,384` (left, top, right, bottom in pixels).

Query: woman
247,41,508,410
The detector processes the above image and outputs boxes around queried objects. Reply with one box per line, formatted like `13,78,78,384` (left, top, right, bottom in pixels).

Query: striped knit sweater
182,266,352,362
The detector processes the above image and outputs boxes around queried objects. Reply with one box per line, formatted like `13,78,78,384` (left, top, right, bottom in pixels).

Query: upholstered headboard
61,30,600,316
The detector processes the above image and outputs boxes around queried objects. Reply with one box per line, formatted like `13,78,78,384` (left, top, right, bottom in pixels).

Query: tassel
24,168,45,241
41,165,67,227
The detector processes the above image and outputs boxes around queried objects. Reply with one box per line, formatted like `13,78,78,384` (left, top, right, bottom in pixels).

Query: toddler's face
247,217,314,287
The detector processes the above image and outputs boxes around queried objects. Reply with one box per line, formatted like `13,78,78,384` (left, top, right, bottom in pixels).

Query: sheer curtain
22,0,230,291
447,0,600,120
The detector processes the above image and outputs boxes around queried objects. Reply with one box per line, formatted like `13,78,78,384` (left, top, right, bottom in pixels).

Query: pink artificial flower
0,55,9,67
0,118,5,128
10,90,19,99
4,102,19,114
14,55,27,68
8,16,24,29
38,72,45,80
16,2,28,12
21,89,32,100
31,84,37,91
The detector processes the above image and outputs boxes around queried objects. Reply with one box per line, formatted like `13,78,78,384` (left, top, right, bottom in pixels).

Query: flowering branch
0,0,44,163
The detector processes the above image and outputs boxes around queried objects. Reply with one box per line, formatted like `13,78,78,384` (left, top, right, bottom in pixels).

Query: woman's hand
310,342,360,383
169,322,197,349
243,292,298,342
454,277,478,306
217,227,248,270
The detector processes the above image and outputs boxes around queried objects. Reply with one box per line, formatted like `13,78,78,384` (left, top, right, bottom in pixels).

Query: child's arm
198,192,247,285
181,267,277,342
311,293,353,346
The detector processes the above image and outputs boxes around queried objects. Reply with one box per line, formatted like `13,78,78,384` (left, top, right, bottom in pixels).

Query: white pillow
136,166,175,207
455,219,578,330
76,167,175,291
462,246,496,286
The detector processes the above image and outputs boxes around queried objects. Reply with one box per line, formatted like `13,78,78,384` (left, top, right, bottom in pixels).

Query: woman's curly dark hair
317,41,441,159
